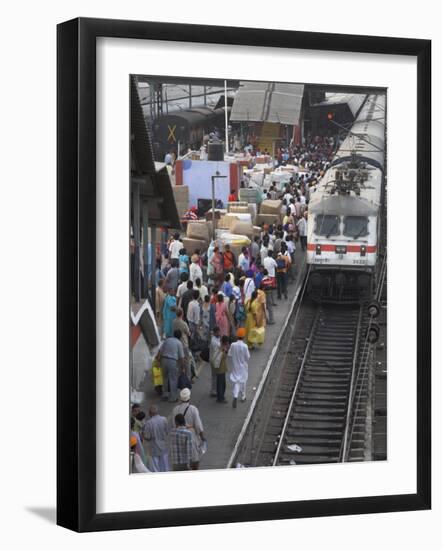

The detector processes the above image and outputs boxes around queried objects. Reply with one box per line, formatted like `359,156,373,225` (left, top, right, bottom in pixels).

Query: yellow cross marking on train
167,124,177,143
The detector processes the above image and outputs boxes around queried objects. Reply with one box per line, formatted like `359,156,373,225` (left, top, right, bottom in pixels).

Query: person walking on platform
216,335,230,403
143,405,170,472
297,212,308,251
276,251,290,300
228,327,250,408
209,326,222,397
261,269,275,324
210,246,224,287
155,278,166,334
169,414,193,471
172,308,192,379
159,329,185,402
245,290,259,349
164,258,180,292
162,287,177,338
189,255,203,283
263,251,277,305
215,292,230,338
222,244,236,275
172,388,206,470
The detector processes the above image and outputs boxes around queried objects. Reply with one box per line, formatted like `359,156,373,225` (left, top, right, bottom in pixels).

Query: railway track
230,295,375,468
274,304,365,465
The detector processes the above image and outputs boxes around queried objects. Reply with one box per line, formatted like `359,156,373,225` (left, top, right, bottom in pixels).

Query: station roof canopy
130,76,181,229
230,81,305,125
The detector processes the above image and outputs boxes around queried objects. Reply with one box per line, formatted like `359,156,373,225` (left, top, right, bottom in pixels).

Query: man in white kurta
228,328,251,407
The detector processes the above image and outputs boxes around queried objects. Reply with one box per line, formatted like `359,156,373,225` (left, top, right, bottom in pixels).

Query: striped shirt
169,427,193,466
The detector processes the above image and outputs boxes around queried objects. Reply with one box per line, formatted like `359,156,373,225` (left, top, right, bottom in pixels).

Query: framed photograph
57,18,431,532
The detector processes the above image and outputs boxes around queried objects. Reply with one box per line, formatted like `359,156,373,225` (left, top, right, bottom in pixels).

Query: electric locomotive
306,94,386,301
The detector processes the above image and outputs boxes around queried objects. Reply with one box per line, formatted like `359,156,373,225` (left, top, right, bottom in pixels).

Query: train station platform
138,247,307,470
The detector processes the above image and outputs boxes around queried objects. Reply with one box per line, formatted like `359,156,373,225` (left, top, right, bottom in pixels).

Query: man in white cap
172,388,206,470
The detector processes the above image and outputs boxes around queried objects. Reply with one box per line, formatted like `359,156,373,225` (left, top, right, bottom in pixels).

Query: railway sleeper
278,455,337,465
286,430,343,439
296,402,347,410
298,386,349,395
303,367,352,374
289,420,344,429
286,437,344,447
284,446,341,456
299,381,350,390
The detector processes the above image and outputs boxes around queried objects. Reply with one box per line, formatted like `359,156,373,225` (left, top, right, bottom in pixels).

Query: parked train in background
306,93,386,302
150,106,231,160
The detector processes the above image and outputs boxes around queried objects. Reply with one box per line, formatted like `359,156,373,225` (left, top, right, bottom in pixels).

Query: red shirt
223,251,235,270
228,193,236,202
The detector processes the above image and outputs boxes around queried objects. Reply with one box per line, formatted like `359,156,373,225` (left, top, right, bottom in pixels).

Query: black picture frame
57,17,431,532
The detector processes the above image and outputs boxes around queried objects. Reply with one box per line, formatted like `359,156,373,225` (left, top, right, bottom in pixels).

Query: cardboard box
172,185,189,201
219,212,252,230
227,201,249,212
186,221,212,242
256,213,281,226
230,219,254,238
228,205,250,214
173,184,189,195
239,188,260,204
182,237,208,256
260,199,282,215
248,203,258,223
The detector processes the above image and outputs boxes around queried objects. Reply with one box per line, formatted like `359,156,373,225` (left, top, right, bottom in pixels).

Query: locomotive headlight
360,245,367,257
335,245,347,254
316,244,322,255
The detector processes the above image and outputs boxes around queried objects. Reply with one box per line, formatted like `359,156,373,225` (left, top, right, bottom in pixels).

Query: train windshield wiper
326,224,338,238
353,227,366,240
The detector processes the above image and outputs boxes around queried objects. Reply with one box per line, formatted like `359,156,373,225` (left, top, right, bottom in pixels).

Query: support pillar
142,200,149,300
133,179,141,302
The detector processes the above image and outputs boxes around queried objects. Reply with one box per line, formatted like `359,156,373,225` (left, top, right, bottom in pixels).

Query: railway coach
306,93,386,301
151,106,230,159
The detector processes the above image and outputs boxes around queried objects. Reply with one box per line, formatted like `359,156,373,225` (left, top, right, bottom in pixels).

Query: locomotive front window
343,216,369,239
315,214,340,237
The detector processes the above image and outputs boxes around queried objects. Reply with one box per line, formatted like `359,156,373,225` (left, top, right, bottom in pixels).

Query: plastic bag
151,358,163,387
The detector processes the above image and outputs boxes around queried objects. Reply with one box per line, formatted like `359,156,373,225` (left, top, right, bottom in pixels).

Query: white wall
182,159,231,207
0,0,439,548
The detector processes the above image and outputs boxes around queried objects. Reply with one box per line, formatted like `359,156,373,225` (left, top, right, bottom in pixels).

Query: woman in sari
162,287,177,338
155,278,166,335
201,294,212,345
255,288,267,339
245,290,259,349
210,246,224,287
215,292,230,338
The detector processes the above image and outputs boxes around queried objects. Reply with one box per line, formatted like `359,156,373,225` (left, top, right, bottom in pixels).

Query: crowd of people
130,135,337,473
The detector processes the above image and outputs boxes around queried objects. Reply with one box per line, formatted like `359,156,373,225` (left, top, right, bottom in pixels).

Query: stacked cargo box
257,199,283,226
172,185,189,219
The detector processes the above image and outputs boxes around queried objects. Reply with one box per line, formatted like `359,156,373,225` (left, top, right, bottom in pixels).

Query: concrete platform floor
139,248,307,470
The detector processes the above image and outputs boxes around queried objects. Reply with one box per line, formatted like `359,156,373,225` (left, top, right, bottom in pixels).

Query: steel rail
272,306,321,466
345,250,388,458
339,305,364,462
